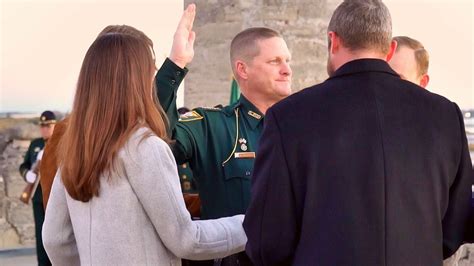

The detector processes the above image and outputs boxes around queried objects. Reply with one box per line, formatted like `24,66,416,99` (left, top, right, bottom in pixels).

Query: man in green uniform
20,110,56,266
157,5,292,265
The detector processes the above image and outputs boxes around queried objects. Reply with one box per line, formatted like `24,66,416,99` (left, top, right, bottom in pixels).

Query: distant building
5,113,39,119
0,112,65,120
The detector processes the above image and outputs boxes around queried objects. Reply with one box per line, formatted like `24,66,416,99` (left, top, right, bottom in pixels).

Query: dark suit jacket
243,59,473,266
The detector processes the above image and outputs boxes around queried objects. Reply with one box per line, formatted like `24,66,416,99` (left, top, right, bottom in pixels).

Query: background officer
389,35,430,88
19,110,56,266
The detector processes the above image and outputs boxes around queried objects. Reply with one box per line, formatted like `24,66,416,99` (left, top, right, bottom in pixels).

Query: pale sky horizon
385,0,473,110
1,0,183,113
1,0,473,113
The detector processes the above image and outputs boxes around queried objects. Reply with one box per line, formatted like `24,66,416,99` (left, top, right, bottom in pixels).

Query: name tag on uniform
234,152,255,159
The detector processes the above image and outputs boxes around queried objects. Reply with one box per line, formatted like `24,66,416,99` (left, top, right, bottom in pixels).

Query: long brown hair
59,27,169,202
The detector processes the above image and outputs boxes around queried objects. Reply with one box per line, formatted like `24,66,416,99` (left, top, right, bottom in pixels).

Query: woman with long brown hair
42,23,246,265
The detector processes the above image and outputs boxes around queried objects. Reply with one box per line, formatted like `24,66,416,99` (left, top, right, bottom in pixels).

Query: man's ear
386,40,397,62
235,60,248,80
328,31,340,55
419,74,430,88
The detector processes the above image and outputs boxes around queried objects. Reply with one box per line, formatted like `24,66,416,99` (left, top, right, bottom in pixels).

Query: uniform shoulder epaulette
179,110,204,122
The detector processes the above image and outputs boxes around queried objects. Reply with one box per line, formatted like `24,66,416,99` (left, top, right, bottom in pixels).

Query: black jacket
243,59,473,266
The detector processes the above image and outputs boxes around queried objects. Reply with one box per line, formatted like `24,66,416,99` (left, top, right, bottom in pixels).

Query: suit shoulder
271,83,324,114
400,82,459,114
423,89,455,106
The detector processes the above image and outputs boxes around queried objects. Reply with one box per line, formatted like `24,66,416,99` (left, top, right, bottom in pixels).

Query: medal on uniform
238,138,247,151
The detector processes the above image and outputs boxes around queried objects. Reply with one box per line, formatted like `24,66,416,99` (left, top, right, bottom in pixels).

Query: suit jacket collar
328,58,400,80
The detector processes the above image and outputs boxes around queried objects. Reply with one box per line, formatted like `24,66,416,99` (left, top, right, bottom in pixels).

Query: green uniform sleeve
171,123,198,165
155,58,201,166
155,58,188,132
19,142,33,178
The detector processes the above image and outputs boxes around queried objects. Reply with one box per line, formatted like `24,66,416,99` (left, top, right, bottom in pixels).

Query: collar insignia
248,110,262,120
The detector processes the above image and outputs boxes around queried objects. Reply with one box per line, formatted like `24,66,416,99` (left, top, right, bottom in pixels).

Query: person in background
389,36,474,265
39,116,66,210
389,35,430,88
19,110,56,266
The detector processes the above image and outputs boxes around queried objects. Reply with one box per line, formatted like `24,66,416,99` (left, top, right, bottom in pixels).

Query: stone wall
0,122,39,249
182,0,341,108
444,245,474,266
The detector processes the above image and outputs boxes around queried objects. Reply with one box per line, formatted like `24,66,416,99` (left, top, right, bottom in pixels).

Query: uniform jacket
20,137,45,203
43,128,246,266
243,59,473,266
40,118,67,209
157,59,264,219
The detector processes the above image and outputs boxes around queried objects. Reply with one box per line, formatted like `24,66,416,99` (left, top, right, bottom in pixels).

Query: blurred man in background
389,35,430,88
20,110,56,266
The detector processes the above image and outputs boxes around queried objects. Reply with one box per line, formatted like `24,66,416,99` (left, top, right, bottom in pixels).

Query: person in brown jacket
39,117,67,209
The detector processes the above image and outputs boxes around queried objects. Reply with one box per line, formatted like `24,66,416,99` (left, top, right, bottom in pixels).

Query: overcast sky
1,0,473,113
1,0,182,113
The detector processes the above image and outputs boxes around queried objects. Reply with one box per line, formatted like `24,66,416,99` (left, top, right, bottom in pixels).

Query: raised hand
169,4,196,68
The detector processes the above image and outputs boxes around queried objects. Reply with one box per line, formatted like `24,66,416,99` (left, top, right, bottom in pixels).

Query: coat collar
328,58,400,81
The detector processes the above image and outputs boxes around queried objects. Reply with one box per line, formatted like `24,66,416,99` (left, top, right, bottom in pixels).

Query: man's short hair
230,27,281,72
328,0,392,54
393,36,429,76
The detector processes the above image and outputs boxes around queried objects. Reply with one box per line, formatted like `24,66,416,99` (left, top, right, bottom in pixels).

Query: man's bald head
393,36,429,77
390,36,430,88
